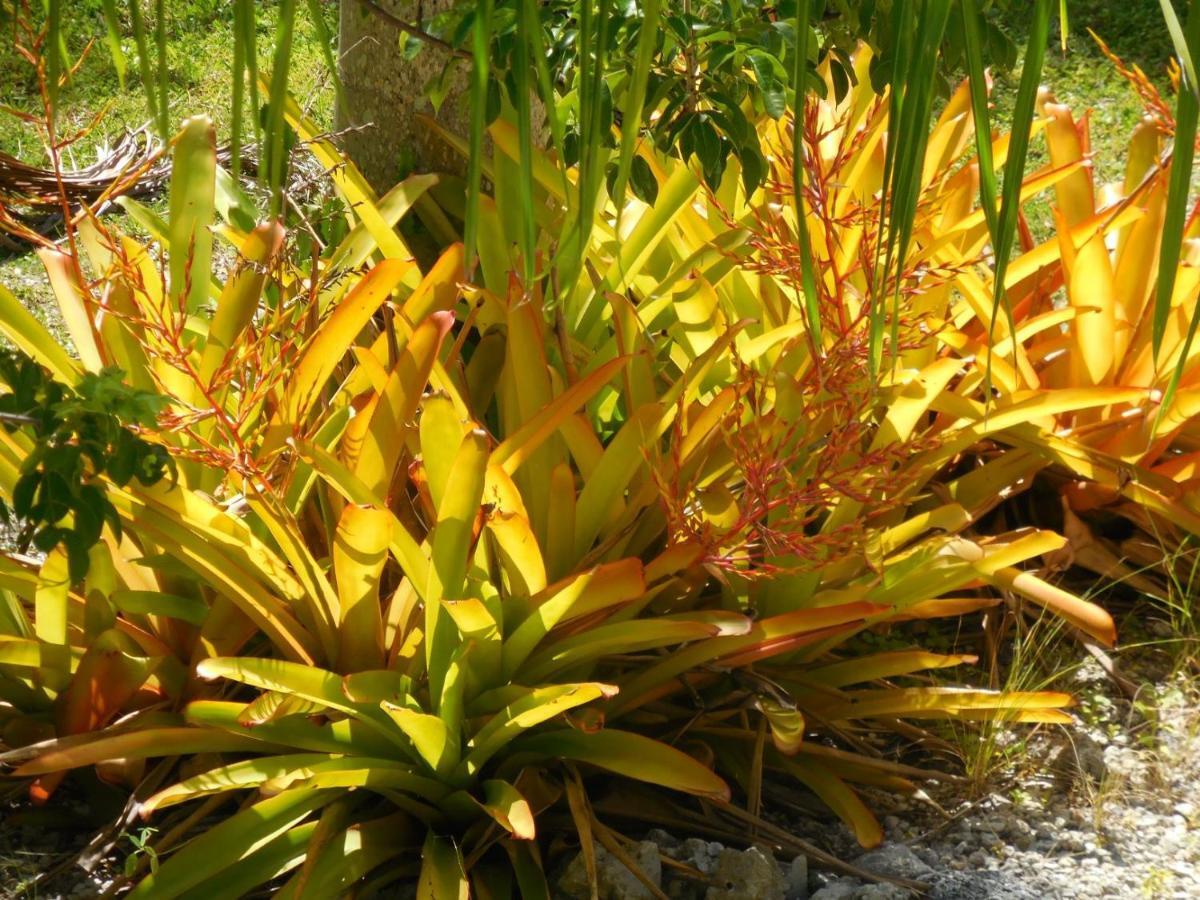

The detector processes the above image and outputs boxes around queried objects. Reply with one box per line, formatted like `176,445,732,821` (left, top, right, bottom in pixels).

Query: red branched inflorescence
1091,32,1178,138
674,87,962,577
0,4,350,496
656,344,938,579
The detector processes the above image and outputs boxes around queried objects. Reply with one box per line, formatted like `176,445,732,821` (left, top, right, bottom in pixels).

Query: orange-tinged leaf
347,310,455,496
14,728,280,777
479,779,536,840
38,248,104,373
491,356,631,474
811,687,1074,720
280,259,415,425
989,567,1117,646
401,243,465,323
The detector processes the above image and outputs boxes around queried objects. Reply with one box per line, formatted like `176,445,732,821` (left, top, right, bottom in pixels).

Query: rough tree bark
336,0,472,192
336,0,547,193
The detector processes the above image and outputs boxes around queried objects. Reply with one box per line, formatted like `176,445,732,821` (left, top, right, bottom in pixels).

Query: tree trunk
336,0,472,192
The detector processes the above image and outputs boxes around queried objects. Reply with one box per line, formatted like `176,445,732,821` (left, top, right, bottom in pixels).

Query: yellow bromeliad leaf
1042,99,1116,386
419,393,466,512
805,650,978,688
199,220,285,385
348,311,454,498
334,505,391,671
279,258,416,427
168,116,217,315
38,248,104,373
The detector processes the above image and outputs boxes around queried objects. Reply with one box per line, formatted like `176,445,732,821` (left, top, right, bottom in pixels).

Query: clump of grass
956,609,1073,794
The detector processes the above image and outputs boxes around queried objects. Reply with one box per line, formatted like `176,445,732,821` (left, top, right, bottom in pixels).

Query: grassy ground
0,0,335,160
0,0,335,340
992,0,1179,238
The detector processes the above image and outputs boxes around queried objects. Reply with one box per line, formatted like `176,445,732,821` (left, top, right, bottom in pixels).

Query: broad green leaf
459,682,617,776
509,729,729,801
381,703,457,776
142,753,334,813
503,559,645,678
176,822,317,900
128,789,335,899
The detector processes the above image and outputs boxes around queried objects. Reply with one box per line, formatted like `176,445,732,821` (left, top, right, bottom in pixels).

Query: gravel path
802,662,1200,900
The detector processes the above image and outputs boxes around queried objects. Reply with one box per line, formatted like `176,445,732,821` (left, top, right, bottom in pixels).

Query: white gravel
811,662,1200,900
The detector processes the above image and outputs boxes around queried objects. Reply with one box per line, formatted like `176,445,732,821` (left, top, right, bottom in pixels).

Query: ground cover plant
1,0,1200,897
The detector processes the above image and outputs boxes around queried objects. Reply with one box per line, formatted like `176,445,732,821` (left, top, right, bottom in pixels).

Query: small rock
558,841,663,900
785,856,809,900
705,847,785,900
648,829,683,854
927,871,1041,900
854,886,911,900
680,838,722,874
809,878,863,900
853,845,934,881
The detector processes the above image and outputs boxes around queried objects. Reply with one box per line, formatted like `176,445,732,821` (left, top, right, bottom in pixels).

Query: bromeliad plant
922,42,1200,593
0,38,1119,900
0,21,1142,897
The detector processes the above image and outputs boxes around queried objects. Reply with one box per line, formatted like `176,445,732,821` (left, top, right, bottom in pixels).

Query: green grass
994,0,1178,238
0,0,336,336
0,0,336,163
